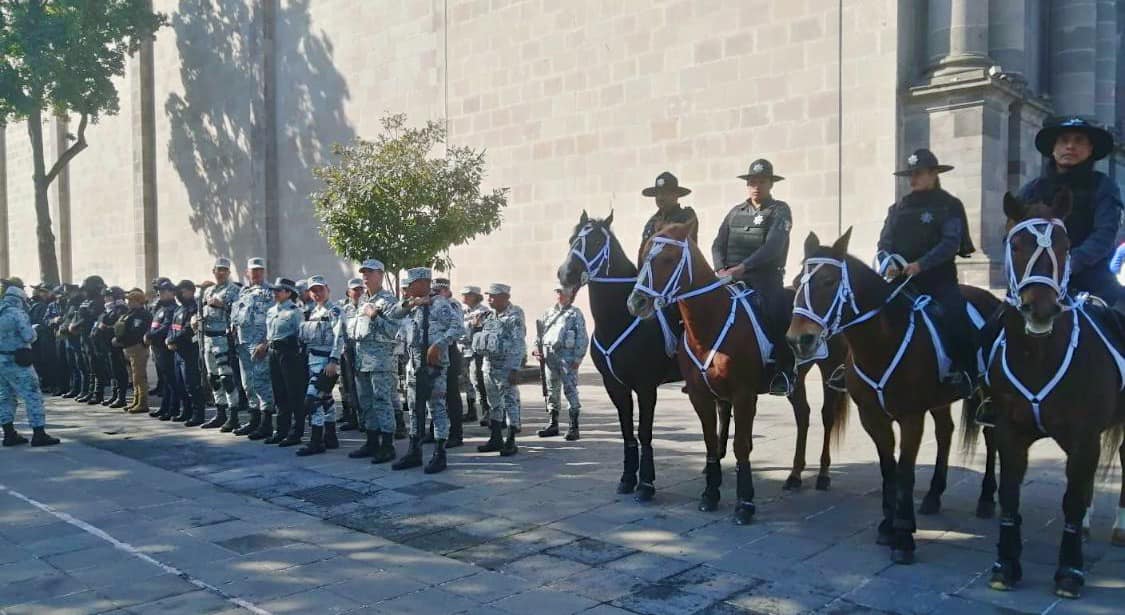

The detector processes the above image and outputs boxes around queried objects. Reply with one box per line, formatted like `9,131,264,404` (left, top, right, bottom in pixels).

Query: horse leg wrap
997,515,1023,562
1059,524,1084,570
736,461,754,505
623,443,639,476
639,446,655,488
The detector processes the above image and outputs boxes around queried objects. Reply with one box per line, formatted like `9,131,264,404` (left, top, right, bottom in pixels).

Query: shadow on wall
164,0,354,278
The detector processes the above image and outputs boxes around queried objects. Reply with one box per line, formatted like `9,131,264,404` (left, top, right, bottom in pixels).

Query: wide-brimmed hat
893,148,954,176
641,171,691,198
1034,115,1115,161
271,277,298,294
738,159,785,182
485,283,511,296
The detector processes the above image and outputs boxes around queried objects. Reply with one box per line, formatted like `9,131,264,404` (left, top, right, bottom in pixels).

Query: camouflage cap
347,277,364,289
485,283,511,295
306,274,328,289
459,285,482,296
359,259,385,273
247,257,266,270
213,257,233,270
405,267,432,284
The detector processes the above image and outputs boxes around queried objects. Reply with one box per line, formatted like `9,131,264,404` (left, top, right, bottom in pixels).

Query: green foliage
0,0,166,122
312,113,508,277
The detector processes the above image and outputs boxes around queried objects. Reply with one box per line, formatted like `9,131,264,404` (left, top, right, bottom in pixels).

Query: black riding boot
538,411,559,438
234,408,260,436
220,407,240,432
296,426,326,457
30,427,60,447
202,405,228,429
477,421,504,452
2,423,28,447
499,427,519,457
324,422,339,449
392,436,423,470
248,411,274,441
349,429,377,459
424,441,447,474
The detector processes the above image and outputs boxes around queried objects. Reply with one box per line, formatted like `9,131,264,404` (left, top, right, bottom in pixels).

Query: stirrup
826,365,847,392
768,371,793,397
974,396,997,428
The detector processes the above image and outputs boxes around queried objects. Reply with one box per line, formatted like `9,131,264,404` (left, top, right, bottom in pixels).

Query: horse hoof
815,475,831,491
1111,528,1125,547
917,495,941,516
782,476,801,491
617,480,637,495
698,495,719,513
1054,570,1084,600
890,549,915,565
876,531,894,546
732,504,756,526
635,484,655,503
976,500,996,519
988,573,1016,592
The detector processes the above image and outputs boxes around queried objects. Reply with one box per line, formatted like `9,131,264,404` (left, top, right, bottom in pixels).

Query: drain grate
289,484,364,507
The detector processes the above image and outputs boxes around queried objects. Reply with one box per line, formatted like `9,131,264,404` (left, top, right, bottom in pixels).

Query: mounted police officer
711,159,796,396
197,258,243,431
877,149,976,397
533,285,588,440
294,275,344,456
474,283,527,457
388,268,463,473
232,258,275,438
262,277,306,445
347,259,402,463
459,285,490,426
639,172,698,265
0,282,60,447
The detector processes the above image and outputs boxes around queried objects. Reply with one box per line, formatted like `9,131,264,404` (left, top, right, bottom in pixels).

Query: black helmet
107,286,126,300
82,275,106,297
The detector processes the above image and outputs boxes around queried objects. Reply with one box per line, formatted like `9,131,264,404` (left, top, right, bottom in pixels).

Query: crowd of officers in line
0,259,590,475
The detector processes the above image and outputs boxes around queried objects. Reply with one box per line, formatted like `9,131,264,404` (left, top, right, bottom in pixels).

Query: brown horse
626,224,849,524
786,229,1002,564
972,189,1125,599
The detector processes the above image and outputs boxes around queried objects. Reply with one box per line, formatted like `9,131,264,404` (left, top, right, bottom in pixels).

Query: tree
312,113,508,294
0,1,165,285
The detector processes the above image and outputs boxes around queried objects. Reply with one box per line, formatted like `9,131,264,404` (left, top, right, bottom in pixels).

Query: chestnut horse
626,224,849,524
786,229,1002,564
973,189,1125,599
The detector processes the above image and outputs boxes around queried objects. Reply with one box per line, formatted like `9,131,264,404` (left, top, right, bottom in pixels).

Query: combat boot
348,430,377,458
172,401,192,422
219,407,241,432
537,412,559,438
184,404,207,427
86,385,105,405
296,426,326,457
477,421,504,453
565,411,580,441
248,411,274,441
2,423,28,447
30,428,60,447
371,432,396,464
323,422,339,449
424,441,447,474
391,437,423,470
499,427,519,457
234,409,261,436
338,404,358,432
202,406,228,429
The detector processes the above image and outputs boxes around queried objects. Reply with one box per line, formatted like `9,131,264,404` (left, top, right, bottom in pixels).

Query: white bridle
792,256,907,340
633,237,728,308
1004,217,1071,305
568,224,636,285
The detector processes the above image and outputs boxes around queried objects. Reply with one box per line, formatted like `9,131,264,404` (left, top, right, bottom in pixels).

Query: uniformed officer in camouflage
474,283,527,456
336,277,364,431
347,259,403,463
533,286,588,440
459,285,490,424
712,159,796,396
295,275,344,456
231,258,275,437
0,283,60,447
197,257,243,431
388,267,462,473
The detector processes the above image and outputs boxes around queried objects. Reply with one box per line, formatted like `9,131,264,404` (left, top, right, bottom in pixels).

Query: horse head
558,210,617,294
627,223,710,319
786,228,863,360
1003,188,1073,336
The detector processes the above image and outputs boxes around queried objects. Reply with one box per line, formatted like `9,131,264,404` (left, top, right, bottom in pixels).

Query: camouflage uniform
475,303,527,430
300,301,344,427
461,301,490,407
390,294,463,440
231,282,275,414
538,304,588,422
201,280,242,410
349,288,401,434
0,292,46,430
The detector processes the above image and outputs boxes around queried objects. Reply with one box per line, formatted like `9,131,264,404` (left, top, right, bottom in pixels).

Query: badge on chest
920,211,934,224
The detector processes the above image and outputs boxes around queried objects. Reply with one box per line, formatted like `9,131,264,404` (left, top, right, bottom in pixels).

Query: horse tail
1098,421,1125,480
827,387,850,449
959,392,983,456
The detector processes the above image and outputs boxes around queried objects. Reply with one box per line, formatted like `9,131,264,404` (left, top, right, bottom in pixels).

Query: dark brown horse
971,189,1125,599
786,229,1002,564
626,224,849,524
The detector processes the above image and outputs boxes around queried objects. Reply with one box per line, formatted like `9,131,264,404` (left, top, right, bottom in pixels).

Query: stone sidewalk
0,383,1121,614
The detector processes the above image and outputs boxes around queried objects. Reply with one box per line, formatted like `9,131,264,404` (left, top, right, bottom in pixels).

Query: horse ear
1051,187,1073,220
605,210,614,226
580,210,589,225
831,227,853,256
803,232,821,257
1002,192,1025,222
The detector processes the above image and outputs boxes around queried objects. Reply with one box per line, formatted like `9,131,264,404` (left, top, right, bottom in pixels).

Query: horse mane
808,245,907,323
657,222,694,241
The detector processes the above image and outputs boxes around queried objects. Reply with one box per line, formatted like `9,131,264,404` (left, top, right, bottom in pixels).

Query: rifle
535,320,549,409
414,303,434,437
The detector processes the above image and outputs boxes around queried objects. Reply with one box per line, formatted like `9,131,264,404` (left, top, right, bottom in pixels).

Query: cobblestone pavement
0,380,1121,614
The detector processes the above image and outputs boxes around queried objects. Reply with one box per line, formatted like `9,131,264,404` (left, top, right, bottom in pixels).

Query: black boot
248,412,274,440
266,407,292,445
538,412,559,438
465,398,478,422
391,437,423,470
30,427,60,447
477,421,504,452
202,406,228,429
296,426,326,456
75,378,92,402
173,400,192,422
424,441,447,474
445,430,463,449
110,386,128,409
338,403,357,431
279,401,308,447
422,420,436,444
499,427,519,457
184,404,207,427
101,384,117,406
371,432,396,464
234,409,261,436
565,412,580,441
349,429,377,459
324,422,339,449
2,423,28,447
220,407,240,432
86,386,105,406
699,460,722,512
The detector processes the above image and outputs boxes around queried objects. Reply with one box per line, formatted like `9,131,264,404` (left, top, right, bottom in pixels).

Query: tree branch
44,112,87,185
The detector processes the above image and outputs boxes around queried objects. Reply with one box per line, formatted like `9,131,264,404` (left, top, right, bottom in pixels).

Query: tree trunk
27,108,61,286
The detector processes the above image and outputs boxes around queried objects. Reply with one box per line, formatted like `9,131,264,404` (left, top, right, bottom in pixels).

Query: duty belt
269,337,299,352
204,330,228,337
308,348,332,358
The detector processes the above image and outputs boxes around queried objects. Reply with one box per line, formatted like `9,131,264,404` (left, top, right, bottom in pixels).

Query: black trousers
269,343,306,434
917,277,976,376
109,347,129,393
153,347,179,415
174,343,204,410
745,275,795,378
446,342,463,439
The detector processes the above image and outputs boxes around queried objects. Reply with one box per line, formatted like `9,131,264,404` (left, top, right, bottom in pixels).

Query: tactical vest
886,194,959,287
300,305,339,348
723,205,772,266
1027,171,1101,254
